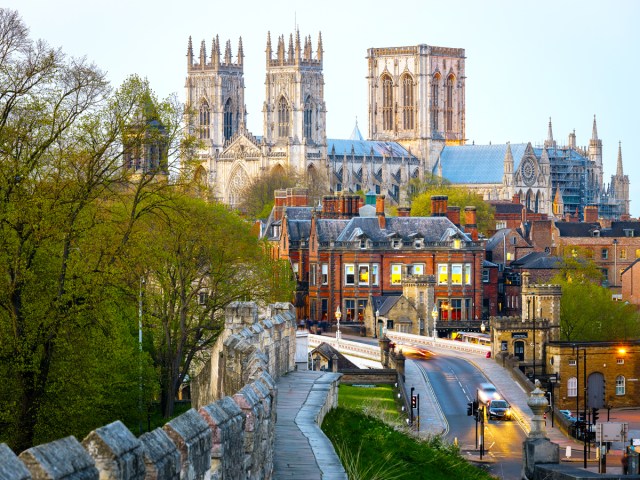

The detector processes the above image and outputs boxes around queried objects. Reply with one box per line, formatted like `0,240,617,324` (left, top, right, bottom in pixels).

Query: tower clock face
522,157,536,186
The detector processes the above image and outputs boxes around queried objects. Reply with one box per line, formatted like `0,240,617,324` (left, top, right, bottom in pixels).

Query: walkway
273,370,347,479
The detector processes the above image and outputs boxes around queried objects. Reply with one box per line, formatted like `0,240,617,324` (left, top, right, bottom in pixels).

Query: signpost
595,422,629,474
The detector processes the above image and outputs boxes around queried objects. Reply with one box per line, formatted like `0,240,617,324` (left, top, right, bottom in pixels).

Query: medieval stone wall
0,302,317,480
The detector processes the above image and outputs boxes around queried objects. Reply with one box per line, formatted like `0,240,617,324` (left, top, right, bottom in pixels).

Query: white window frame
391,264,402,285
345,264,355,285
372,264,379,286
567,377,577,397
438,264,448,285
464,264,472,285
310,264,317,286
321,264,328,285
451,264,463,285
616,375,626,395
358,265,370,285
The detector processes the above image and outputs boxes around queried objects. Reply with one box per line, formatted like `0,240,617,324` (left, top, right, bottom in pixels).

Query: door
587,372,605,409
514,341,525,361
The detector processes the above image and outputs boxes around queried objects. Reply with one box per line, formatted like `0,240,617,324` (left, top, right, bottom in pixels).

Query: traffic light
411,395,417,409
467,402,473,416
592,407,599,425
578,412,586,422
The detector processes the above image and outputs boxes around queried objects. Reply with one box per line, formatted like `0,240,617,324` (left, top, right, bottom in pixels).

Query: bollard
566,446,571,459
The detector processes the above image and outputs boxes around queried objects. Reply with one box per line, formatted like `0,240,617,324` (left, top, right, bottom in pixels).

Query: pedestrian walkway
273,370,347,479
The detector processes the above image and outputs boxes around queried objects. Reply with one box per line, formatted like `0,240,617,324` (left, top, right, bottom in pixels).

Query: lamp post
573,344,588,469
533,296,536,382
374,309,379,339
613,239,618,287
480,320,486,334
431,304,438,339
335,306,342,342
138,276,145,435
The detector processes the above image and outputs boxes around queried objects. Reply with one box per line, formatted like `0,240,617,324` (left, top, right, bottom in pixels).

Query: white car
478,383,501,405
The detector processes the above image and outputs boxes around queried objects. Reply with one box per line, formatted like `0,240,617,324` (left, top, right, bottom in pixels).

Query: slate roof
555,222,601,237
327,138,417,158
485,229,510,252
311,342,360,370
489,200,525,215
285,207,313,220
336,216,468,243
371,295,402,316
511,252,562,269
286,220,311,242
316,219,351,242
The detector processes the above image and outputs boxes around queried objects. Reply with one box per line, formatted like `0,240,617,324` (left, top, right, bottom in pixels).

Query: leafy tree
237,167,300,218
551,251,640,342
409,184,495,235
135,196,295,418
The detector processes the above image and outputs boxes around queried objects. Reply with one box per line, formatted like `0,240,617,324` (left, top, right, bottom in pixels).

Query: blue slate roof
435,144,528,184
336,216,468,243
327,138,415,158
286,220,311,242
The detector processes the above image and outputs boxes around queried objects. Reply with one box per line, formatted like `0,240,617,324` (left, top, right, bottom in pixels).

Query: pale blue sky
7,0,640,216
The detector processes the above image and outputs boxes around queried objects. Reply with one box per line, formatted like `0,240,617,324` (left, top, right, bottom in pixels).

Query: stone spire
295,29,301,62
288,33,294,62
199,40,206,67
187,36,193,66
266,31,272,65
502,142,514,192
553,186,564,216
591,114,598,140
237,37,244,66
617,141,624,176
224,39,232,64
317,32,323,63
544,117,555,148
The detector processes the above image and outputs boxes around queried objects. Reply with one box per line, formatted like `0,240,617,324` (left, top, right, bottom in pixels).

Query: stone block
82,420,145,480
163,409,211,480
522,437,560,480
19,436,99,479
0,443,31,480
139,428,180,480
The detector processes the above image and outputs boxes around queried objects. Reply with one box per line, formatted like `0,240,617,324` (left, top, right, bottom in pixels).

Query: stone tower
587,115,604,193
366,44,466,174
611,142,630,216
185,35,246,157
262,30,327,172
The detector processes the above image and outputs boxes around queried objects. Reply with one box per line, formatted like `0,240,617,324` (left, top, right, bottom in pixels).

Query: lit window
322,264,328,285
617,358,625,365
619,248,627,259
464,264,472,285
567,377,577,397
616,375,626,395
451,264,463,285
407,264,424,276
372,264,379,286
391,264,402,285
345,264,355,285
358,265,370,285
345,299,355,321
438,264,448,285
636,249,640,259
451,299,462,320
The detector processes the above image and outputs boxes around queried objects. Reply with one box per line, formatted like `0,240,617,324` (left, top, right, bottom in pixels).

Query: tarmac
273,334,640,478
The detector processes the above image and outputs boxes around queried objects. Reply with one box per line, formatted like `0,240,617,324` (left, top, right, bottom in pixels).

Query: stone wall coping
19,436,99,480
0,443,31,480
163,409,212,479
81,420,144,479
138,428,180,480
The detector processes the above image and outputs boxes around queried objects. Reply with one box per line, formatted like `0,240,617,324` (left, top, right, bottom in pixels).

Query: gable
221,133,262,159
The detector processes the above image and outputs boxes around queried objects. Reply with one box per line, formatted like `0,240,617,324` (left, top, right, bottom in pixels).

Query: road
409,349,527,480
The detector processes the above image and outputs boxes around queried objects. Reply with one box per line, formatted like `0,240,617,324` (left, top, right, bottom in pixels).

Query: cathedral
183,30,629,219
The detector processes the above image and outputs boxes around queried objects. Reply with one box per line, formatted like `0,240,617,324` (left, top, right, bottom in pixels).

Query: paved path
273,370,347,479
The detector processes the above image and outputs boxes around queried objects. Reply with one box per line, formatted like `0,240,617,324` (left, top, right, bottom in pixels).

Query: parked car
477,383,501,405
488,399,512,420
559,410,577,423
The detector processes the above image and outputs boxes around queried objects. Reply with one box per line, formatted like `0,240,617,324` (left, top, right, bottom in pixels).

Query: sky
7,0,640,216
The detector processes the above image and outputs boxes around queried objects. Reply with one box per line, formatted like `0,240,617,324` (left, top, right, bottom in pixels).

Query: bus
452,331,491,347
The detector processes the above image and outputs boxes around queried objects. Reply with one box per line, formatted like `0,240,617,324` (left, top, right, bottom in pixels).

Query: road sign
595,422,629,443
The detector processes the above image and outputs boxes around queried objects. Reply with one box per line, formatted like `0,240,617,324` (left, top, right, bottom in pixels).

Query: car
559,410,577,423
488,399,512,420
477,383,501,405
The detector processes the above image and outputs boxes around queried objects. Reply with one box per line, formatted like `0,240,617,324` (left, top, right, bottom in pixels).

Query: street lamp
613,239,618,287
573,344,588,469
480,321,486,333
335,306,342,342
431,304,438,339
374,309,379,339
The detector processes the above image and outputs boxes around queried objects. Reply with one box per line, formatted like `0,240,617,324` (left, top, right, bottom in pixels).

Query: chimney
512,193,520,204
464,206,478,241
288,187,309,207
376,195,386,229
397,207,411,217
584,205,598,223
446,206,461,226
431,195,448,217
274,189,287,221
321,195,337,218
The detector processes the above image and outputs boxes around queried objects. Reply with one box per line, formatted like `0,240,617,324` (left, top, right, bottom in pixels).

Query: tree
409,184,495,235
135,196,295,418
551,251,640,342
237,167,300,218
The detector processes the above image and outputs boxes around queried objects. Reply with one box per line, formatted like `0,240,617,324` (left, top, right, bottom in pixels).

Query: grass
322,384,495,480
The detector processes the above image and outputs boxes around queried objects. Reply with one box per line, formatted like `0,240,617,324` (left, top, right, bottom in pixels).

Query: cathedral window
381,74,393,131
199,102,210,139
223,98,234,141
304,96,313,141
401,74,414,130
277,96,291,138
445,74,455,132
431,73,441,132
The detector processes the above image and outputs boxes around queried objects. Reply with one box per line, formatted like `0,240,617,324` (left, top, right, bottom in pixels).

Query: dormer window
414,239,423,249
625,229,635,238
392,239,402,249
592,230,600,237
360,239,367,249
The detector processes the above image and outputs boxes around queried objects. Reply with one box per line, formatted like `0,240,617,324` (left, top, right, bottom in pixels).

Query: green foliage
322,407,493,480
409,184,495,235
237,167,300,218
552,251,640,342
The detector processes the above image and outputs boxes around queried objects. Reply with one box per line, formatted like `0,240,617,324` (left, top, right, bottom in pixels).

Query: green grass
322,384,495,480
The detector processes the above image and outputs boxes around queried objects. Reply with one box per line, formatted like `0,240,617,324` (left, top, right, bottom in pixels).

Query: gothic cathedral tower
263,30,327,173
366,45,466,174
185,35,246,194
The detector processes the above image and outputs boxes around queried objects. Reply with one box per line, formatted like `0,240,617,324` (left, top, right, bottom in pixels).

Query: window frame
567,377,577,397
321,264,329,285
344,264,355,286
391,264,402,285
616,375,626,395
451,264,463,285
372,264,379,286
358,265,370,285
437,264,448,285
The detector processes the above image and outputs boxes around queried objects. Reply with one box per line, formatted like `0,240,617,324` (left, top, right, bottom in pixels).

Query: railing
308,334,380,361
385,331,490,356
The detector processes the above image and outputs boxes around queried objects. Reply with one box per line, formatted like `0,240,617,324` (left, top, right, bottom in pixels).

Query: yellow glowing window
413,264,424,275
451,264,463,285
438,264,448,285
359,265,369,285
636,249,640,259
391,264,402,285
464,264,472,285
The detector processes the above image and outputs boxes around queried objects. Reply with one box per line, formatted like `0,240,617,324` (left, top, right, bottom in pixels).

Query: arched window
381,74,393,131
431,73,440,132
445,74,455,132
526,190,533,212
304,96,313,141
567,377,577,397
199,101,210,139
401,74,414,130
223,98,233,141
535,191,541,213
616,375,626,395
277,96,290,138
